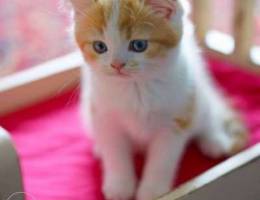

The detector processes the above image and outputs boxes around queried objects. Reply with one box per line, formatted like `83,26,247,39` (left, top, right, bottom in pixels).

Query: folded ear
145,0,180,19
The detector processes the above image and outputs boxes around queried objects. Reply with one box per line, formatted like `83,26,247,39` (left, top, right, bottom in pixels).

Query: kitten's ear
145,0,181,19
69,0,96,15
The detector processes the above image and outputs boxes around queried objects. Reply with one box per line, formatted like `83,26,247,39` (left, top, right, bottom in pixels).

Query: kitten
69,0,248,200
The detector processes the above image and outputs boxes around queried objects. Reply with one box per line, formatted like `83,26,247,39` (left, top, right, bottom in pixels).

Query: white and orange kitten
69,0,248,199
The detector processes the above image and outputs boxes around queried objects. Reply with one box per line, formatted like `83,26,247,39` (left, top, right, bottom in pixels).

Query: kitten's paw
198,134,232,159
136,183,170,200
103,175,136,200
223,117,248,155
198,117,248,158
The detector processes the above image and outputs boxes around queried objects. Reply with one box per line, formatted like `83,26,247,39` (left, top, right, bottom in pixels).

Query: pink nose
111,61,126,71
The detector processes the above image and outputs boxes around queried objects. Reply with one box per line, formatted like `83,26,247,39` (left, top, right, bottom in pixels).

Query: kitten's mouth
116,70,129,77
106,70,130,78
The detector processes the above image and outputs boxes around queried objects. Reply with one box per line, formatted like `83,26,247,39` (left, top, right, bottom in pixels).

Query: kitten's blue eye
93,41,108,54
129,40,148,53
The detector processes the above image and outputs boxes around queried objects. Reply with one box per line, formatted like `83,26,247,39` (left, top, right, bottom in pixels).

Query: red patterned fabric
1,57,260,200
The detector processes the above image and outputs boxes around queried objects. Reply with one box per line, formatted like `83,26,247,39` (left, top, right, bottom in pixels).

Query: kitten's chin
103,70,133,79
92,68,142,80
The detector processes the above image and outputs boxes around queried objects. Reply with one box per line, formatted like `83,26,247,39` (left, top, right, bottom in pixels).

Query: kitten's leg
197,101,248,158
94,120,136,200
137,131,189,200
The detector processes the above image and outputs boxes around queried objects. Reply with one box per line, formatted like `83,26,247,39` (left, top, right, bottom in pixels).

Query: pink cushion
1,57,259,200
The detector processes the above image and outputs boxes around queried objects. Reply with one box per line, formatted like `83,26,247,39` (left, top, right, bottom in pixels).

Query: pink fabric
0,57,260,200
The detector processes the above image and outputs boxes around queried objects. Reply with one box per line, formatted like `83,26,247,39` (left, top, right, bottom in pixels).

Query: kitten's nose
111,60,126,71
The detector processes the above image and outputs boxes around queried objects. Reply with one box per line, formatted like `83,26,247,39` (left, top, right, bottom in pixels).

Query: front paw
103,175,137,200
198,117,248,158
136,183,170,200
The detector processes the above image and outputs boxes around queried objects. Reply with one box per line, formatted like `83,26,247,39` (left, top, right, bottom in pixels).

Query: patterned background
0,0,259,77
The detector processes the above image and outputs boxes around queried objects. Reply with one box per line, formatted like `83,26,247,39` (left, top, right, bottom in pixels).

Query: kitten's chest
95,80,186,132
99,81,175,109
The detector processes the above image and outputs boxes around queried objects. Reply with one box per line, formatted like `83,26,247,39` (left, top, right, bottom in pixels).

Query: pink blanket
1,57,260,200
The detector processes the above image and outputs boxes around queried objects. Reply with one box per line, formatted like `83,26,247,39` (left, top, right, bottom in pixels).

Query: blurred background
0,1,260,200
0,0,259,77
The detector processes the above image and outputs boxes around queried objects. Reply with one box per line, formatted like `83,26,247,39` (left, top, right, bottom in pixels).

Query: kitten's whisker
136,3,146,19
73,8,102,28
65,83,81,107
74,7,102,27
142,21,156,28
56,76,80,95
74,7,88,18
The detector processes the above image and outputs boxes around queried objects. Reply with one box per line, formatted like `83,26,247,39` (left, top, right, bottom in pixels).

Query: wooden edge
204,30,260,73
192,0,211,42
0,31,259,116
251,46,260,66
207,50,260,74
0,51,83,116
233,0,255,62
0,127,24,200
157,144,260,200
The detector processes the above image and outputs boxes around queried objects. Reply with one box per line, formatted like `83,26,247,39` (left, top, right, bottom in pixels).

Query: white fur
73,1,244,200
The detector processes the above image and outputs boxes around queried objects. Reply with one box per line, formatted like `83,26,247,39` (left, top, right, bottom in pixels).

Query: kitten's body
70,0,248,199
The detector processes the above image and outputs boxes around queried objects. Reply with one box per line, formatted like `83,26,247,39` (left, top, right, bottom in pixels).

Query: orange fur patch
174,93,196,132
224,116,248,155
74,1,111,62
118,0,181,58
74,0,181,62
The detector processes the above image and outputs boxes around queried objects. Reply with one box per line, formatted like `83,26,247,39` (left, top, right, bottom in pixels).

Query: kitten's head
70,0,185,79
